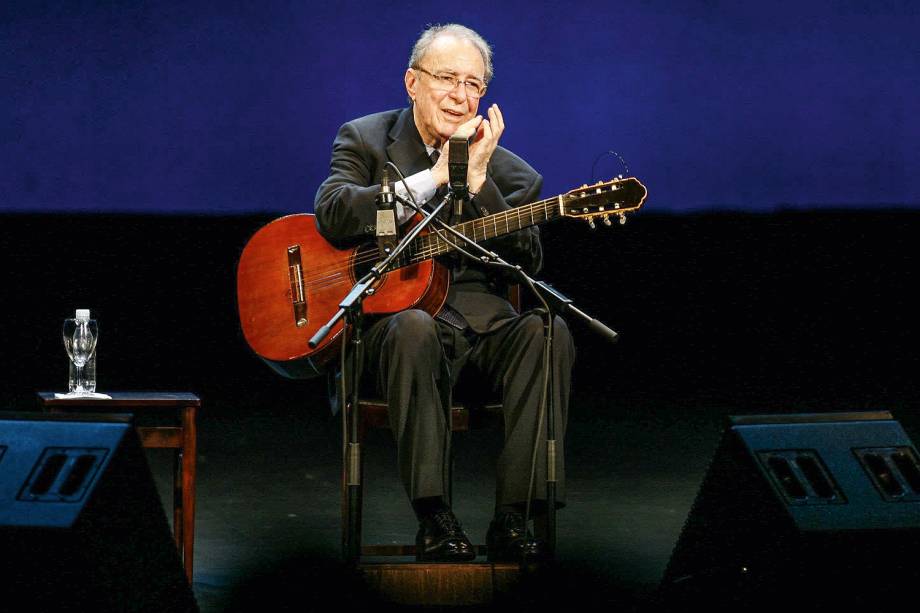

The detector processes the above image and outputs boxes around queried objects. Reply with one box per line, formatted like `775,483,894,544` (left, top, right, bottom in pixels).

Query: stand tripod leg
543,320,557,558
545,451,556,556
341,317,364,563
346,441,361,561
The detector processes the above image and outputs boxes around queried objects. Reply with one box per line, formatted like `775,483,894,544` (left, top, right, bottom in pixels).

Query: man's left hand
468,104,504,194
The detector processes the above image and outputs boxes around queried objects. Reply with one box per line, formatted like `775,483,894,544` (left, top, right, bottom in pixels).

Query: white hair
408,23,493,83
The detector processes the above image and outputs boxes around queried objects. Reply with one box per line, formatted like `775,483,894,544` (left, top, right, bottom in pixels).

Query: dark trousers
361,308,575,510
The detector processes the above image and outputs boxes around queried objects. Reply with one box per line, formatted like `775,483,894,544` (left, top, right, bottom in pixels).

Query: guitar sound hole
353,244,384,283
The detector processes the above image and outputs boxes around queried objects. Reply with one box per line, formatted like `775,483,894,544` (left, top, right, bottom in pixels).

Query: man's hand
467,104,503,193
430,112,492,189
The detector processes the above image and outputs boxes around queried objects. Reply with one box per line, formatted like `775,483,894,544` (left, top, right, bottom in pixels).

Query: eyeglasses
413,66,487,99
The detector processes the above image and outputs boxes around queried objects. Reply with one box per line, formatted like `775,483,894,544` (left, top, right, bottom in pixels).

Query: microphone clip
376,169,397,258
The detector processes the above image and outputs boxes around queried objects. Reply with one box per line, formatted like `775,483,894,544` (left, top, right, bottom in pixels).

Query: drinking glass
63,317,98,394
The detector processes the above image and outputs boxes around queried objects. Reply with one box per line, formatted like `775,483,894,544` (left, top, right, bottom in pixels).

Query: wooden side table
37,391,200,584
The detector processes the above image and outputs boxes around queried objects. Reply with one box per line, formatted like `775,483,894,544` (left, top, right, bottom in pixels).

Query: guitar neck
398,195,563,267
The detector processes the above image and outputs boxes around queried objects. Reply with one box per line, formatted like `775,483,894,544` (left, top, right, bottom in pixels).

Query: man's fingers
436,140,449,164
455,115,483,140
490,104,504,135
479,119,493,142
470,118,490,144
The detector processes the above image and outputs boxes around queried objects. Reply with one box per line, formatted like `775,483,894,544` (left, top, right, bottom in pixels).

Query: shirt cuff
394,169,437,224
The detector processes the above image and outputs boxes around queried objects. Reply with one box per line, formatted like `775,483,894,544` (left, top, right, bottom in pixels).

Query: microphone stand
393,190,619,565
309,193,452,563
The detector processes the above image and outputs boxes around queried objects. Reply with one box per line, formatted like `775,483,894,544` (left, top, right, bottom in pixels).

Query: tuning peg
587,218,596,230
602,214,612,227
618,214,627,225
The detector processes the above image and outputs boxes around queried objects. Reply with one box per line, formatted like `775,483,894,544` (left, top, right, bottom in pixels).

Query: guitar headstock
561,176,648,228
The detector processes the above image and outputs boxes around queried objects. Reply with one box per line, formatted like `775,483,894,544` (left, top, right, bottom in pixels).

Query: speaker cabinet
659,411,920,610
0,412,197,612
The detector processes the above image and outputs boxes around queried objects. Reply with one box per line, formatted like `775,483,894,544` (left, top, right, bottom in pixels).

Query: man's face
405,35,485,147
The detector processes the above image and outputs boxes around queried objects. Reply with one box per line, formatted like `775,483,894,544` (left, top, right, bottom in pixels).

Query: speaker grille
17,447,108,503
854,446,920,502
757,449,845,505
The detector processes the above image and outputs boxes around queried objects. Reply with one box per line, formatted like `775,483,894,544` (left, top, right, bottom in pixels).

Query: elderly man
315,23,574,562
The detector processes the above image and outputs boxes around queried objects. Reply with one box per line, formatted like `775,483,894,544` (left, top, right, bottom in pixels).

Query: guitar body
236,214,448,378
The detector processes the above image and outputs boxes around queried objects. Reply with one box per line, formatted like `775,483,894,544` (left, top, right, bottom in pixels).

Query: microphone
448,133,471,217
376,168,397,258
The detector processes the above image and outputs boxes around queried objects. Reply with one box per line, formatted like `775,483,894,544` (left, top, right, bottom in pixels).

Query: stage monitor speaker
0,411,198,612
659,411,920,611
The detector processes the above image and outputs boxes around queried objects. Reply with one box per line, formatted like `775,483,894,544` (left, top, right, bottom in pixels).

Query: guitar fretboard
396,196,563,267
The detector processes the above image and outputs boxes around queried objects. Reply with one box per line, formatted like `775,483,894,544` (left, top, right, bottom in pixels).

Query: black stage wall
1,210,918,419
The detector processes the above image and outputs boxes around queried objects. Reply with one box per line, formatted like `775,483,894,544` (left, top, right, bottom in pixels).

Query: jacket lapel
386,106,432,178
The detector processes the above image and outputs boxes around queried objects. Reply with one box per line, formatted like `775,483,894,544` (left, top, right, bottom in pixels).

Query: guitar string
297,207,558,289
297,196,622,290
293,200,559,288
294,199,576,288
291,180,636,289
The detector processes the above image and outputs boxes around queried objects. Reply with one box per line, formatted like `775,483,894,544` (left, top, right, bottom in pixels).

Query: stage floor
141,384,916,611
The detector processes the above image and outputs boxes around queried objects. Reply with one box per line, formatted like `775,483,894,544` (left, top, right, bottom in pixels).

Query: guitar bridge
287,245,307,327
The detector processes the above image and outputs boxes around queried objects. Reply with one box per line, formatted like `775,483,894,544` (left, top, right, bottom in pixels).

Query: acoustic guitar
236,177,647,378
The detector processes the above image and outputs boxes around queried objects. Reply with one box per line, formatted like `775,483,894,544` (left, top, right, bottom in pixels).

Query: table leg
181,405,197,583
173,444,184,554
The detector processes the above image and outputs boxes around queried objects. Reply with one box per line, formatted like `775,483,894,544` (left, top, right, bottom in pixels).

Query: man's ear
404,69,418,102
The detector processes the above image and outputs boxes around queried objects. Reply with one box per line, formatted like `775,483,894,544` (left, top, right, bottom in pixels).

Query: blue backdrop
3,0,918,214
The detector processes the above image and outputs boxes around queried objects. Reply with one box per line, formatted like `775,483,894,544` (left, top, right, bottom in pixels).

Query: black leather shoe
486,512,548,563
415,509,476,562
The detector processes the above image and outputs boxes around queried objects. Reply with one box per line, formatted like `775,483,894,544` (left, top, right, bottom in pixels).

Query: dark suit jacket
314,106,543,333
